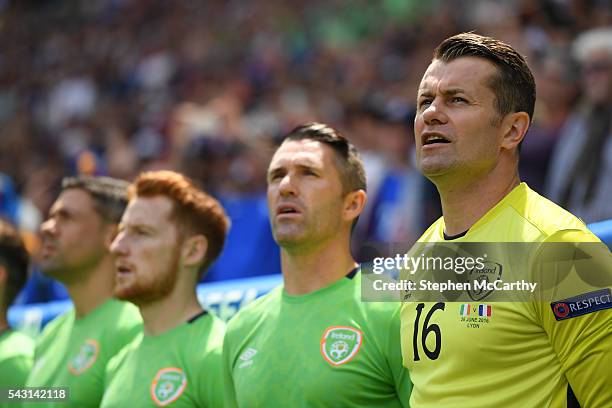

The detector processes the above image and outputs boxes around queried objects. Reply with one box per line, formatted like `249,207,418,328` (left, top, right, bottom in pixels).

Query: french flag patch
478,304,492,317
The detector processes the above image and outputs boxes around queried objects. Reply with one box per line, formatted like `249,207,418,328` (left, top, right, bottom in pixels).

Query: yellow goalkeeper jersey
400,183,612,407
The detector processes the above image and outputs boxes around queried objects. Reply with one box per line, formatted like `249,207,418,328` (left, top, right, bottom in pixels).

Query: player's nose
422,98,448,126
278,173,298,197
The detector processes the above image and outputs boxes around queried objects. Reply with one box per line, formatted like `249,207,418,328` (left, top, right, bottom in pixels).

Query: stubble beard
114,247,181,306
41,251,104,286
272,216,312,249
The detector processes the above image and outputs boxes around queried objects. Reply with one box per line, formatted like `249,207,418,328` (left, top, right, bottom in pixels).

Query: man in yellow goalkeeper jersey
400,32,611,407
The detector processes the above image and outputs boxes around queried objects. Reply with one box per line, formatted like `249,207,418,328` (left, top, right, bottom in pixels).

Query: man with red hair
101,170,230,407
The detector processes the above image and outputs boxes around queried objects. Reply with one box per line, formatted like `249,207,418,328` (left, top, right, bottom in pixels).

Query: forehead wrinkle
423,58,497,88
269,149,325,172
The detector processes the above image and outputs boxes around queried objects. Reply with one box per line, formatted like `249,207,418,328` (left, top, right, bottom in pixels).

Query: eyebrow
50,207,74,218
295,162,321,172
267,166,286,179
441,87,467,96
118,222,157,234
418,87,467,98
268,161,321,176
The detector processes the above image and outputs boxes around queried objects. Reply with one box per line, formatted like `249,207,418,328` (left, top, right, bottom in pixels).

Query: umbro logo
238,347,257,368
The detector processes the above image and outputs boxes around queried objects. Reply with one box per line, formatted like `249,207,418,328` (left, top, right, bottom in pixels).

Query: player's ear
343,189,367,223
182,235,208,268
500,111,530,151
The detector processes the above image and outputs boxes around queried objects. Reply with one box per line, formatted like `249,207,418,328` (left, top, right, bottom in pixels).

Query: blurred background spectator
0,0,610,302
546,27,612,223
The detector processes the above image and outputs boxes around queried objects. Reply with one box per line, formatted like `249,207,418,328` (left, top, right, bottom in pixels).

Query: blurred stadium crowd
0,0,611,303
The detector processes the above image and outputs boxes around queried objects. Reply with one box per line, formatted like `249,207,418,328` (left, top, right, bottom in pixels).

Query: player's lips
40,241,58,258
420,131,451,148
275,202,302,219
115,262,135,277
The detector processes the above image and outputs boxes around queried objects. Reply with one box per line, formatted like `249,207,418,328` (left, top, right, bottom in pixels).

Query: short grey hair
572,28,612,62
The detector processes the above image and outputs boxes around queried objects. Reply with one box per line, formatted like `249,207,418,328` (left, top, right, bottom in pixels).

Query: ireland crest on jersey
150,367,187,406
467,261,503,301
67,339,99,375
320,326,363,366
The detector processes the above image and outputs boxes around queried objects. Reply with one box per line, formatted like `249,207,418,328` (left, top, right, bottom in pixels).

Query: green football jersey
100,311,225,408
24,299,142,407
0,329,33,389
400,183,612,407
223,271,411,408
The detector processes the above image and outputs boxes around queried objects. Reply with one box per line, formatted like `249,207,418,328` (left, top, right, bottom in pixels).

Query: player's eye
269,174,282,182
131,227,150,236
54,211,71,221
419,99,432,109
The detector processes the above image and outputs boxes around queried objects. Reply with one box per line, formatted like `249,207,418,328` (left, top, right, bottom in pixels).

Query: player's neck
281,237,357,296
437,168,520,236
139,280,202,336
66,256,116,318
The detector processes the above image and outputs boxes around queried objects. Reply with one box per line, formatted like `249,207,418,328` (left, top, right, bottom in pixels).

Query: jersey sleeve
533,230,612,407
386,306,412,407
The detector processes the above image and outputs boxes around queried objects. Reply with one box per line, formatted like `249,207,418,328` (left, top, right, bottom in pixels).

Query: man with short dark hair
101,170,230,407
400,32,611,407
0,219,33,392
25,176,142,408
223,122,411,407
